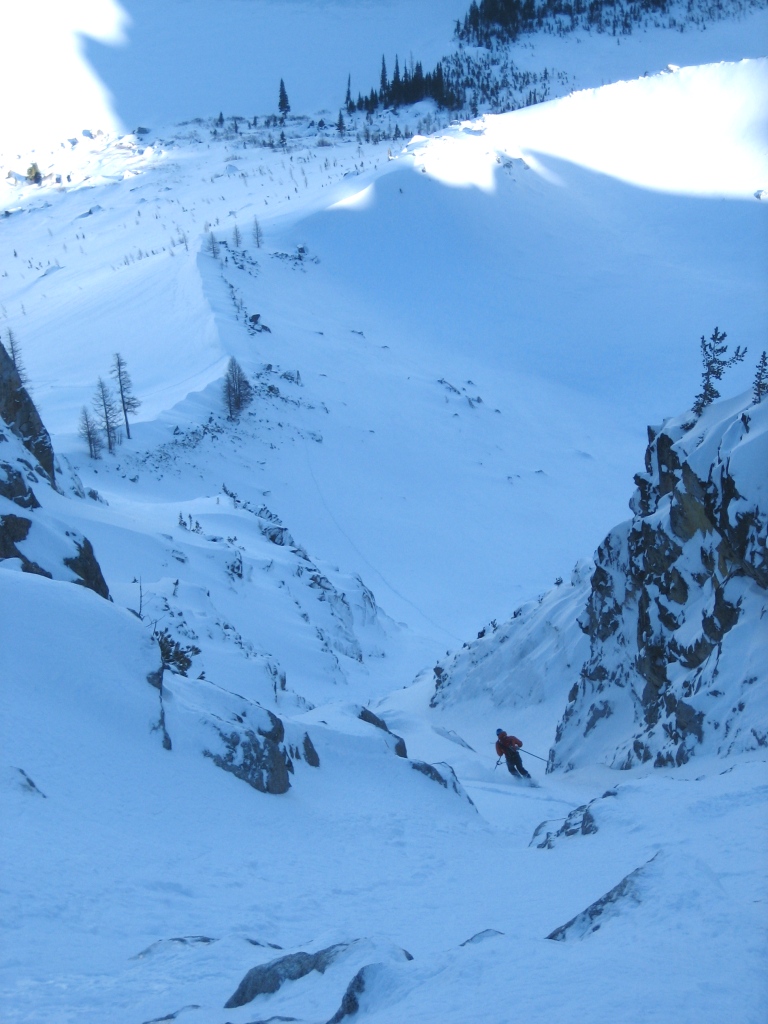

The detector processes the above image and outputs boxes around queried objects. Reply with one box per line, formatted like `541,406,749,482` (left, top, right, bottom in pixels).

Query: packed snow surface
1,6,767,1023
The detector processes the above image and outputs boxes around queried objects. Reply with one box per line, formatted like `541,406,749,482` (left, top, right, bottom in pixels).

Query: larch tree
252,216,263,249
223,357,252,418
93,377,121,453
78,406,104,459
111,352,141,440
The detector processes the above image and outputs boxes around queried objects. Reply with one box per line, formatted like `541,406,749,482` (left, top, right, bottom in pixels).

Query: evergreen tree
278,79,291,116
92,377,121,453
345,74,354,114
78,406,103,459
110,352,141,440
753,351,768,403
336,110,346,136
380,55,388,94
692,327,746,417
223,357,252,418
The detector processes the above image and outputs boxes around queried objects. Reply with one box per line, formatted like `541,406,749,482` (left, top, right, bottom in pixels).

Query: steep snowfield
2,57,765,640
1,8,767,1023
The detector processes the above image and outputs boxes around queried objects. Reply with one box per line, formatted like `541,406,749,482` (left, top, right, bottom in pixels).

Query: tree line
344,57,460,115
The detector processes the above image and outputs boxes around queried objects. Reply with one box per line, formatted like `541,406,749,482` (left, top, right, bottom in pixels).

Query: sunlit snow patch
407,128,503,191
330,183,376,210
484,57,768,198
0,0,129,159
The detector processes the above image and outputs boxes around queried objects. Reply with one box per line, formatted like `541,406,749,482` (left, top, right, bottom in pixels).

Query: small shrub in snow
154,628,200,675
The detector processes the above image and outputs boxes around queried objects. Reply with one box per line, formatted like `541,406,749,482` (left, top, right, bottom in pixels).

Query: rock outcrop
426,396,766,774
0,342,110,597
225,943,348,1008
0,341,54,482
551,398,767,770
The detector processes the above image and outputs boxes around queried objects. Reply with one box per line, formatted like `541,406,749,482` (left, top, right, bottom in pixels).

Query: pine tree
92,377,121,453
278,79,290,116
223,357,252,418
692,327,746,416
6,328,28,385
110,352,141,440
753,351,768,403
380,55,388,95
252,216,263,249
336,110,346,136
78,406,103,459
345,74,354,113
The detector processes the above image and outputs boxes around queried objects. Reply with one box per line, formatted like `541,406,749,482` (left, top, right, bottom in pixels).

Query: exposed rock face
0,345,111,598
358,706,407,757
63,535,110,599
225,943,348,1008
551,399,767,771
205,707,293,795
531,789,617,848
547,854,657,941
0,341,54,482
410,760,476,807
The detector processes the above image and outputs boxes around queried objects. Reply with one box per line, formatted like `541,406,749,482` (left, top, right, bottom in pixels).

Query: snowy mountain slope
1,9,767,1024
2,56,764,647
3,573,765,1024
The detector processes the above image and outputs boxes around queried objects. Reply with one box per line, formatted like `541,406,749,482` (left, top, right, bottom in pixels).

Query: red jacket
496,732,522,756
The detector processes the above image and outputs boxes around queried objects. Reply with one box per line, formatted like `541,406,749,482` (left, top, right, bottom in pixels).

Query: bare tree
78,406,104,459
252,216,263,249
111,352,141,440
223,357,252,418
206,231,220,258
93,377,121,453
232,223,242,248
6,328,28,385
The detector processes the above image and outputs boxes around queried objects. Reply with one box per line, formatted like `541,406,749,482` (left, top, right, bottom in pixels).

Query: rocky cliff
0,340,109,597
428,395,767,772
551,396,767,770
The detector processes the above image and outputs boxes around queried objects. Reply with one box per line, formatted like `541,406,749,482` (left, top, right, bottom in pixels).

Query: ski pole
520,748,548,763
494,757,502,771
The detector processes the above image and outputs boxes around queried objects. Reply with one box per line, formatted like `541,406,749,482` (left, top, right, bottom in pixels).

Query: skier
495,729,530,778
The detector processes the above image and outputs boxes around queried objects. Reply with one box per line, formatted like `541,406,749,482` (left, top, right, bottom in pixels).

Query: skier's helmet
496,728,504,736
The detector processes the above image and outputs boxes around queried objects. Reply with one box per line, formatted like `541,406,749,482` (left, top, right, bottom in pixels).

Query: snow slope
1,8,767,1024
